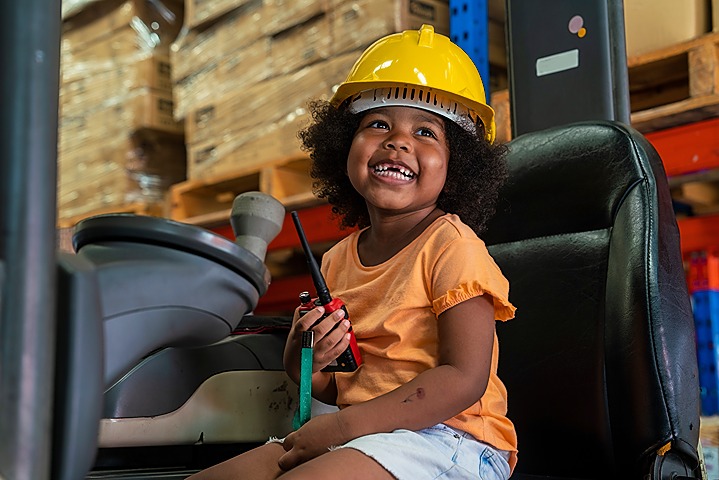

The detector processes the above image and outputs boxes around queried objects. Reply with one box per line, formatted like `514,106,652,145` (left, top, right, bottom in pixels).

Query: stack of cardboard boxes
171,0,452,181
58,0,187,224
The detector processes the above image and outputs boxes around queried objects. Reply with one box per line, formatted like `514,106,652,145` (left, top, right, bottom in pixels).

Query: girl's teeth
378,171,408,180
374,165,415,179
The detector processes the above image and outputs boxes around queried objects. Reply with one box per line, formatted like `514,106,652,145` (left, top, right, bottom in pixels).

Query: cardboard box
186,51,357,146
59,130,185,187
187,116,307,180
60,88,182,156
217,37,272,94
171,30,220,85
62,53,172,108
174,37,271,120
269,14,332,76
171,0,264,83
62,0,184,54
63,24,148,68
329,0,450,56
186,51,359,179
172,62,221,122
261,0,330,36
624,0,710,57
714,0,719,32
128,89,183,134
184,0,253,29
58,129,186,221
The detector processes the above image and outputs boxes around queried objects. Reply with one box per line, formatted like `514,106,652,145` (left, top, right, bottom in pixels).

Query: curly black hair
298,99,508,235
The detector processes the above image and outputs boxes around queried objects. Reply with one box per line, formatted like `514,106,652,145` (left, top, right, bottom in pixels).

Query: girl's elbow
459,377,489,404
444,365,490,405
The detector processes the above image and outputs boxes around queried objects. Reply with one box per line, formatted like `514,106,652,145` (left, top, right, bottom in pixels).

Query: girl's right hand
283,303,351,382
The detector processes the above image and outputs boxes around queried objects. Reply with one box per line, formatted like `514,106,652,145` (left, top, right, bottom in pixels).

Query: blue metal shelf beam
450,0,491,99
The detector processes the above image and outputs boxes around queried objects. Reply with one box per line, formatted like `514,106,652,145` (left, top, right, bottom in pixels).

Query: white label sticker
536,49,579,77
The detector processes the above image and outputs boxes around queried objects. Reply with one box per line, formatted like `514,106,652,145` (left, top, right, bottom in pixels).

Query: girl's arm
278,294,496,469
283,304,351,405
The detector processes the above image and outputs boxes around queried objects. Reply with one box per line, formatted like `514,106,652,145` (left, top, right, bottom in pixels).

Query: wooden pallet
169,155,320,226
629,31,719,133
671,168,719,217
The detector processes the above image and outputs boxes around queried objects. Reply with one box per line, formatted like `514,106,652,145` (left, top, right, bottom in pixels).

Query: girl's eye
416,127,438,139
367,119,389,129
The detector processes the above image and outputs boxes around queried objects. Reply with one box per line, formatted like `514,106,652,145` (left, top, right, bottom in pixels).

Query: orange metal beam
678,214,719,257
646,117,719,177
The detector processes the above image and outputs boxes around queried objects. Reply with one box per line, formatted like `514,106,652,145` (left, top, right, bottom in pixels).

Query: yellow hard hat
331,24,496,143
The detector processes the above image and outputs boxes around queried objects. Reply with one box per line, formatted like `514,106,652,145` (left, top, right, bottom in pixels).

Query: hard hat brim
332,81,496,144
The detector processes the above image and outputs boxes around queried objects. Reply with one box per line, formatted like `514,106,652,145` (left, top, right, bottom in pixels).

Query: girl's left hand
277,412,350,471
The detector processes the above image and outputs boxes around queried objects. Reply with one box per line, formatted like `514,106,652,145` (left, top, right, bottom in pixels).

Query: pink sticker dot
568,15,584,34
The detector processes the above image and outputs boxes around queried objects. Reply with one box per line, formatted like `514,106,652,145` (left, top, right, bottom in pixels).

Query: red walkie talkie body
292,212,362,372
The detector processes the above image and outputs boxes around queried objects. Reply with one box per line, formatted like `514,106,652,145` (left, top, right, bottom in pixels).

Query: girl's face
346,106,450,217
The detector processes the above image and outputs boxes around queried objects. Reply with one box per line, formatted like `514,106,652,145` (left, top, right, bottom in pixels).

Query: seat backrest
483,121,700,478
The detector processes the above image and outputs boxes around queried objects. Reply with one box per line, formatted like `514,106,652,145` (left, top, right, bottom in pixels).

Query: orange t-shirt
321,214,518,471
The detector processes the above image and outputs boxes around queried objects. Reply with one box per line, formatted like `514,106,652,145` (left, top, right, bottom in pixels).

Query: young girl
190,24,516,480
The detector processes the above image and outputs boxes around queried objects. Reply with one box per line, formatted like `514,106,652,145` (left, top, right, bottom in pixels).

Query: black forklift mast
0,1,62,479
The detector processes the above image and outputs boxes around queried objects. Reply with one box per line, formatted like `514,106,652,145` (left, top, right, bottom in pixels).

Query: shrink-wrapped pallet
59,0,187,224
173,0,451,180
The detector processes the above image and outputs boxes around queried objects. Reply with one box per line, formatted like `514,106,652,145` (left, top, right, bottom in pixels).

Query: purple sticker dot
568,15,584,34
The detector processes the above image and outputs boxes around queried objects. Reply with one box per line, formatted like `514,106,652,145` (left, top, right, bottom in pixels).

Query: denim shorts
338,423,511,480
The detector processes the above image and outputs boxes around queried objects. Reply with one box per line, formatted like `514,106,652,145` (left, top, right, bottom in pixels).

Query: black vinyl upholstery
483,122,701,479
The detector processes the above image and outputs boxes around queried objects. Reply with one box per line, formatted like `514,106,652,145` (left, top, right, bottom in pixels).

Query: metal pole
0,0,62,478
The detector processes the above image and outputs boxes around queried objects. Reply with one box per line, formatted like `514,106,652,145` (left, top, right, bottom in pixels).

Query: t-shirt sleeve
430,237,516,321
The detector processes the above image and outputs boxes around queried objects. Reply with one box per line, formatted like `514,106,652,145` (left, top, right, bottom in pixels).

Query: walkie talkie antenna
291,211,332,305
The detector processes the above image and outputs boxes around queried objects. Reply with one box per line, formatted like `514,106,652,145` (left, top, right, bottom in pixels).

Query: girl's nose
383,131,412,152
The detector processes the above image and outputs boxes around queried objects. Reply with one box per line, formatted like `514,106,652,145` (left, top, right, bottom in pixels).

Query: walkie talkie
291,211,362,372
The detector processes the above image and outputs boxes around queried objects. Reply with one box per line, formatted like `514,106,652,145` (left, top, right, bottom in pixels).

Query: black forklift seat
483,121,701,479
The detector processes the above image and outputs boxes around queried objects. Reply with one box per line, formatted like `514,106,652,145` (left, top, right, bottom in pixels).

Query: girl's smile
371,161,416,182
347,106,450,216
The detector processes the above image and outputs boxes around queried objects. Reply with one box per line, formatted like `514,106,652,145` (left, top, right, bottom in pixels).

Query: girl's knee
189,442,286,480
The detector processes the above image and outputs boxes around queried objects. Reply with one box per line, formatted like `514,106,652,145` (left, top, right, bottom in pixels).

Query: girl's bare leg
278,448,395,480
186,443,286,480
